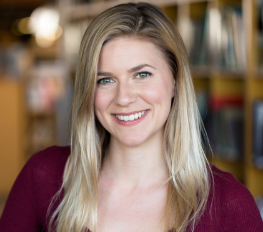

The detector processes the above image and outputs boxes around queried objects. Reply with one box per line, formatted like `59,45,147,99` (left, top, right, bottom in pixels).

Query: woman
0,2,262,232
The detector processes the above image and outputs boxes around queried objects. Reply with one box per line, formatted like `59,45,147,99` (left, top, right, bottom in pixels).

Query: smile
115,110,147,121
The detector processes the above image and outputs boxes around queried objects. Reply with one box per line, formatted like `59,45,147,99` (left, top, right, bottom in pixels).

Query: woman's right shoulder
0,146,71,231
24,146,71,184
27,146,71,169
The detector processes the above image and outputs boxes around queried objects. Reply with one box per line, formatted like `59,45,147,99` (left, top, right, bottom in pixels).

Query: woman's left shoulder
204,165,263,231
211,165,252,198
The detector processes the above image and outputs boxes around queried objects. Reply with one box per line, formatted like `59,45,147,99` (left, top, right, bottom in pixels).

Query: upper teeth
115,110,146,121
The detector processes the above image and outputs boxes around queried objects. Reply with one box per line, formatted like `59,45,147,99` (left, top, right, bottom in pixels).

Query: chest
97,186,167,232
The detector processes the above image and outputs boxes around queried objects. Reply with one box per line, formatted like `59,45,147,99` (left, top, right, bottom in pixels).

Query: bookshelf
57,0,263,198
244,0,263,197
0,33,70,218
0,79,26,196
0,43,60,191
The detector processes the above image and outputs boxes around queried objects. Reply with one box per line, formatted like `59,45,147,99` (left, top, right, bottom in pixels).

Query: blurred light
17,17,31,34
35,35,55,48
209,8,221,51
35,26,62,48
64,25,82,57
29,6,60,47
11,19,22,36
55,26,63,40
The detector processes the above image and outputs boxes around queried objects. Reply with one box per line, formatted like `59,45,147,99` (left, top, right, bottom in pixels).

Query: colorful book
206,96,244,161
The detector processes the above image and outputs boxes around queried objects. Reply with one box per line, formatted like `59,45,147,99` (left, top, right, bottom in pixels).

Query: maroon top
0,146,262,232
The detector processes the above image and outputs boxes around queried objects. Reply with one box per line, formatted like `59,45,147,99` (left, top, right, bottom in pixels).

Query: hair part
49,2,211,232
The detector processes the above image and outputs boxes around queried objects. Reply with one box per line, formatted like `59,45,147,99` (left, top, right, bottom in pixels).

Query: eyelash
135,71,152,79
97,78,114,85
97,71,152,85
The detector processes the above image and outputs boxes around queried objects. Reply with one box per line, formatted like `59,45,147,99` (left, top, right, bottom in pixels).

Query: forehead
98,37,168,70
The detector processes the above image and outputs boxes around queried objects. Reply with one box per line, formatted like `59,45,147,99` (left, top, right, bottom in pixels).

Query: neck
100,132,169,189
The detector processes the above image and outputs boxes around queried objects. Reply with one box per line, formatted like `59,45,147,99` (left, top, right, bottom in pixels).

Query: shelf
64,0,214,20
190,66,247,78
191,65,211,78
27,112,56,119
0,79,25,195
245,166,263,196
211,70,245,79
254,68,263,77
210,155,244,181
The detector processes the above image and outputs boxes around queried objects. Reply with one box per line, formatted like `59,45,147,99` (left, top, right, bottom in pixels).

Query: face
94,37,175,147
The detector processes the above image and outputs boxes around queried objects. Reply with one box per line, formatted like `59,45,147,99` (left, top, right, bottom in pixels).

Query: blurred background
0,0,263,219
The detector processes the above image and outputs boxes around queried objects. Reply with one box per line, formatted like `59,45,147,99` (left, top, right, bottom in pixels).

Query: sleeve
213,170,263,232
0,154,44,232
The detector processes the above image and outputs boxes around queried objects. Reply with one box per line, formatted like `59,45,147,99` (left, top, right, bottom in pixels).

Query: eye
97,78,114,85
135,72,151,79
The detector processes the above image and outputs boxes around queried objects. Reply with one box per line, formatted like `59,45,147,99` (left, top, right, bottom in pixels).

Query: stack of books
203,96,244,162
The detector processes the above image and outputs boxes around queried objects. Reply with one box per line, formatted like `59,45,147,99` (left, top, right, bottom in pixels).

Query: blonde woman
0,2,262,232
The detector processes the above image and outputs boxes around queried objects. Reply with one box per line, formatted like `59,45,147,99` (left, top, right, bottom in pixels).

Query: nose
115,81,136,106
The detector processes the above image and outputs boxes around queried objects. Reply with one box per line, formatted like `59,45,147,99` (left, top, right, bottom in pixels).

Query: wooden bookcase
58,0,263,197
0,79,26,196
243,0,263,197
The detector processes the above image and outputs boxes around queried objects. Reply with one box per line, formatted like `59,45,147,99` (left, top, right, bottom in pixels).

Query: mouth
114,110,148,121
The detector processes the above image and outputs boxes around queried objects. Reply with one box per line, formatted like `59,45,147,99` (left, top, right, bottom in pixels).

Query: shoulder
23,146,70,197
210,165,255,210
15,145,70,186
24,146,70,225
22,145,71,192
0,146,71,231
25,146,70,176
205,165,263,231
27,145,70,165
211,165,249,198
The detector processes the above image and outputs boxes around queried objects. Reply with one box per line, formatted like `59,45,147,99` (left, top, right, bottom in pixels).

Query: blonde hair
50,2,211,232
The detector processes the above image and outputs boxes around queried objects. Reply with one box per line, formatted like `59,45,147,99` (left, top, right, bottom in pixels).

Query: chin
115,133,153,148
119,139,145,148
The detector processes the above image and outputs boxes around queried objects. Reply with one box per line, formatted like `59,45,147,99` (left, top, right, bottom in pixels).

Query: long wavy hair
49,2,211,232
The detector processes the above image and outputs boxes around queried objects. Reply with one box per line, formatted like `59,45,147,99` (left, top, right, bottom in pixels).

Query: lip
112,109,149,126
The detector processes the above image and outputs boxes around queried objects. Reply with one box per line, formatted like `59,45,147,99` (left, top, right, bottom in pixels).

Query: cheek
94,90,113,131
142,80,173,106
94,89,109,116
143,78,174,123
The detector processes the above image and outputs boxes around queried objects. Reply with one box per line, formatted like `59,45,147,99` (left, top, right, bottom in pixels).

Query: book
207,5,246,71
196,89,209,120
253,100,263,169
220,6,246,71
257,0,263,68
206,96,244,161
188,11,209,68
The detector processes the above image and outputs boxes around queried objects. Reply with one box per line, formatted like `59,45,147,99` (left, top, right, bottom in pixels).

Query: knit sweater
0,146,262,232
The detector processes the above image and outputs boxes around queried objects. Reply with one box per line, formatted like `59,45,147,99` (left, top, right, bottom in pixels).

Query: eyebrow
128,64,156,73
97,64,156,76
97,71,113,76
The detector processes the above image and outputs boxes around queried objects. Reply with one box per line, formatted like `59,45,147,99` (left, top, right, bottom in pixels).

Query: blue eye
97,78,114,85
135,72,151,79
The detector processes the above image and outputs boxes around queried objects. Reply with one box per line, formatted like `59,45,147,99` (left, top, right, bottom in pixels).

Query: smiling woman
0,2,263,232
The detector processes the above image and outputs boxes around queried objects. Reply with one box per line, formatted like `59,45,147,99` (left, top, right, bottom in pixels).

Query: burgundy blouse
0,146,262,231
